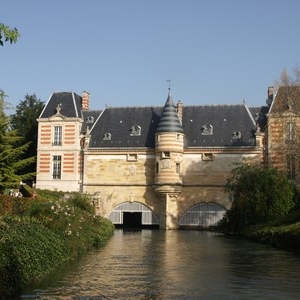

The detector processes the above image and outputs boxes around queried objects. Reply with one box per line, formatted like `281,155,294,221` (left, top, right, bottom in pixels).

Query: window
232,131,241,139
287,154,296,180
201,123,213,135
162,151,170,158
53,126,62,145
127,153,138,161
103,132,111,140
86,116,94,124
53,156,61,179
176,163,180,174
202,153,213,161
130,125,141,136
285,122,295,144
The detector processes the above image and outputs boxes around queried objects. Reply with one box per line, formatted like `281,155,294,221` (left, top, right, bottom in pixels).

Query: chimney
268,86,274,100
177,100,183,124
82,91,90,111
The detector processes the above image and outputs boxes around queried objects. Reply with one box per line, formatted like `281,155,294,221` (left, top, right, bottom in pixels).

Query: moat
20,230,300,299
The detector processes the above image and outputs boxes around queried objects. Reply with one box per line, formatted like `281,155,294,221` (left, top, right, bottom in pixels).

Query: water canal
20,229,300,299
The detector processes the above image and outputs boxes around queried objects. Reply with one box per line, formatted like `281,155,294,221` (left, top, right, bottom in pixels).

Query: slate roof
40,91,263,149
248,106,269,131
156,92,184,133
89,106,162,148
269,85,300,114
39,92,83,118
182,104,256,147
86,103,258,148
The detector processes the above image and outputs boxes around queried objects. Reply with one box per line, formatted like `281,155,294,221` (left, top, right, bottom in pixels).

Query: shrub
222,164,296,233
69,193,94,213
0,216,69,297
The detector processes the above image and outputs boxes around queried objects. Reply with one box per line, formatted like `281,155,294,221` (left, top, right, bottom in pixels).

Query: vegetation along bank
0,188,114,298
219,164,300,254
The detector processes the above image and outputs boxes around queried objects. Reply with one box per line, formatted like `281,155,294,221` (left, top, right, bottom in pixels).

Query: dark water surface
20,230,300,299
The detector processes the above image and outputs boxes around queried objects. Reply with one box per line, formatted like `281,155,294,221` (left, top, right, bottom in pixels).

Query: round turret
155,91,184,194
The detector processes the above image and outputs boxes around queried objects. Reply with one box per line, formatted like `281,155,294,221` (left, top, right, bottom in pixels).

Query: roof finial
167,79,172,93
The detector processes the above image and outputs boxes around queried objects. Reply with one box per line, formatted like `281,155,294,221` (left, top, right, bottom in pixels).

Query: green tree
223,164,295,232
0,23,19,46
0,90,35,192
10,94,44,176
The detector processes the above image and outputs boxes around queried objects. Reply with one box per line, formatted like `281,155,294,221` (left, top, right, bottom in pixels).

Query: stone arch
107,201,159,226
179,202,227,228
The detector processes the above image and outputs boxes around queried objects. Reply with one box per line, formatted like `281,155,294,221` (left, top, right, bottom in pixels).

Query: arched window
130,125,141,136
201,123,213,135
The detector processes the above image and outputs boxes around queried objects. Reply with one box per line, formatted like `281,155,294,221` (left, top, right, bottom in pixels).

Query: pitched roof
89,106,162,148
248,106,269,131
87,103,257,148
269,85,300,114
39,92,261,149
182,104,256,147
39,92,82,118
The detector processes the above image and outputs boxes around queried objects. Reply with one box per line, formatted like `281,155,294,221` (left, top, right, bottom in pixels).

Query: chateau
35,86,295,229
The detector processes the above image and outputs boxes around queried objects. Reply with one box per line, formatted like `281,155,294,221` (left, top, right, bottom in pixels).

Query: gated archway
179,202,227,228
108,201,159,227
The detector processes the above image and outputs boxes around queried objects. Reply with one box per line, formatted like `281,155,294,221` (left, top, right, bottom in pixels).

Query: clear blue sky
1,0,300,112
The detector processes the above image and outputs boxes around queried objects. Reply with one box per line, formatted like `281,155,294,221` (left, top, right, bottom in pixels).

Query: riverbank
0,191,114,298
243,222,300,254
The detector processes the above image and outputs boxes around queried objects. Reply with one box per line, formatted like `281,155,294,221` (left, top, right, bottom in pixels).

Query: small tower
155,90,184,229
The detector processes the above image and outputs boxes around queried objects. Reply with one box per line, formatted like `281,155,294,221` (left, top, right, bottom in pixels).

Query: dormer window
130,125,141,136
86,116,94,124
232,131,242,139
201,123,213,135
103,132,111,140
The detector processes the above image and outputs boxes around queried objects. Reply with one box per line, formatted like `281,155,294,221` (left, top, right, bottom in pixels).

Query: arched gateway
179,203,227,228
108,202,159,227
107,201,227,229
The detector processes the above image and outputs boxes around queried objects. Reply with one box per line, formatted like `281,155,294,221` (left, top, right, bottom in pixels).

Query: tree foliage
223,164,296,233
0,90,35,192
10,94,44,175
0,23,19,46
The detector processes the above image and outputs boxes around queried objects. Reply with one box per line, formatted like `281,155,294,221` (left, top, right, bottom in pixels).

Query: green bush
222,164,296,233
69,193,94,213
0,216,69,297
0,190,114,297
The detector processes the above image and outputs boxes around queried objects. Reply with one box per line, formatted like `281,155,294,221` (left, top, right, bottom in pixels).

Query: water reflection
21,230,300,299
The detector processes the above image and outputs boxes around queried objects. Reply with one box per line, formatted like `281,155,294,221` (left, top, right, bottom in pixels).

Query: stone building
36,90,266,229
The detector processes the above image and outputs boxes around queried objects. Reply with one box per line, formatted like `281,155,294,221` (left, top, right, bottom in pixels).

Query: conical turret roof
156,91,184,133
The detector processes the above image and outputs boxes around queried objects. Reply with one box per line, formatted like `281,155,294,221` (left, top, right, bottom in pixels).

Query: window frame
52,155,62,179
53,126,62,146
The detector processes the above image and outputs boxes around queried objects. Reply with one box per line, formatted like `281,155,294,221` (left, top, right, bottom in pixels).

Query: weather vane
167,79,172,91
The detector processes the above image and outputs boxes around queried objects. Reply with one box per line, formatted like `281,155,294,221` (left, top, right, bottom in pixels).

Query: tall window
53,126,62,145
53,155,61,179
285,122,295,144
287,154,296,180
